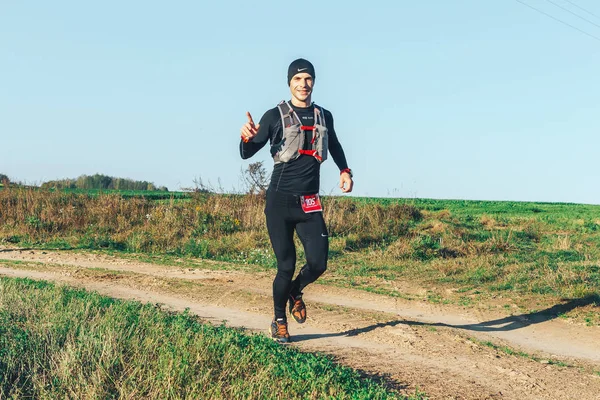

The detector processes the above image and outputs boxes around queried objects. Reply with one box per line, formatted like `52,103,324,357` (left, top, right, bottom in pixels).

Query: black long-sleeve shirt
240,103,349,195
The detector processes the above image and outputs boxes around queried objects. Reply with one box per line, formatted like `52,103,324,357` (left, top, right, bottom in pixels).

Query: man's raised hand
241,112,260,142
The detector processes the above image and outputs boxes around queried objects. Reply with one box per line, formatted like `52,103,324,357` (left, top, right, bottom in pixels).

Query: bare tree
243,161,270,196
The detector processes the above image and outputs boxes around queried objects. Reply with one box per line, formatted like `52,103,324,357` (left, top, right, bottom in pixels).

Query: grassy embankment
1,187,599,318
0,277,418,399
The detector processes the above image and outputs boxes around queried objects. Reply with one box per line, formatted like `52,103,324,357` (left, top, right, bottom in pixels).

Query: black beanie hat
287,58,315,85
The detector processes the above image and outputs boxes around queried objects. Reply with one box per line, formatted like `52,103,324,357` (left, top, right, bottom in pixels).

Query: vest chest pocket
314,124,328,163
273,125,304,163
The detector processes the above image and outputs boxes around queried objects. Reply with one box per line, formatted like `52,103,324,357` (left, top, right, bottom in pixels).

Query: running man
240,58,353,343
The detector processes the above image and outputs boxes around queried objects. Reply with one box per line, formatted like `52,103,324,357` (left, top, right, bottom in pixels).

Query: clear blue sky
2,1,599,204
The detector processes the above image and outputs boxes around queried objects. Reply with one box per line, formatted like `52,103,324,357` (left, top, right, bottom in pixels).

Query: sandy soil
1,248,599,400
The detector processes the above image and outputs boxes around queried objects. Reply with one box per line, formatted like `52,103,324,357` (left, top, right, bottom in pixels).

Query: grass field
0,185,191,199
57,188,192,200
0,187,599,318
1,187,598,398
0,276,421,399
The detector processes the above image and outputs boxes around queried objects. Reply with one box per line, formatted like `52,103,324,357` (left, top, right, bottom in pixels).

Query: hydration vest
272,101,328,164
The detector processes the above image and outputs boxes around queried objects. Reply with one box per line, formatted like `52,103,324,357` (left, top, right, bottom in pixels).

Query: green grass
358,197,600,218
0,185,192,199
58,188,192,200
0,276,424,400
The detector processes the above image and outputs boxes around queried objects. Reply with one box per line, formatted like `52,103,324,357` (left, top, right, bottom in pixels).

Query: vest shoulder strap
313,104,326,128
277,101,297,128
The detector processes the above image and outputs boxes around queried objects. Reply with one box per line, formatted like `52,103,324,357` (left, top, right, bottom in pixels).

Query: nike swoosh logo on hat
298,68,307,72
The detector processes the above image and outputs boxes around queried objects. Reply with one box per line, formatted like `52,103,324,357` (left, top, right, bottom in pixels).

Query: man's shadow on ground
292,294,599,342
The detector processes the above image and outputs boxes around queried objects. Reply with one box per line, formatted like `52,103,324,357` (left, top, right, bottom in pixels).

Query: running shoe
270,318,291,343
288,294,307,324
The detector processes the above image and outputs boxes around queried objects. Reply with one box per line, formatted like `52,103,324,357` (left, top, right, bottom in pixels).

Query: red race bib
300,194,323,213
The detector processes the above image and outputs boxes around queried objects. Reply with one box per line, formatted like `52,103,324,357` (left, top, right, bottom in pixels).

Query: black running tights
264,190,329,320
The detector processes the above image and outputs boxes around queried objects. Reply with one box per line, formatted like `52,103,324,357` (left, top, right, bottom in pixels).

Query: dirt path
1,248,599,400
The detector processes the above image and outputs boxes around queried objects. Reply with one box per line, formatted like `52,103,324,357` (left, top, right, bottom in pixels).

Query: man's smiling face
289,72,314,104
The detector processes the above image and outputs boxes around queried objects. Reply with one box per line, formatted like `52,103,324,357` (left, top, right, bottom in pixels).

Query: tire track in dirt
1,249,599,400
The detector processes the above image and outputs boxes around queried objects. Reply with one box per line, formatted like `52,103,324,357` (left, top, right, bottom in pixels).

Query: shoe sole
291,313,306,324
289,301,307,324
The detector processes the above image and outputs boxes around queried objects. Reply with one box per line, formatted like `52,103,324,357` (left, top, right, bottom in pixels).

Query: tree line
40,174,168,191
